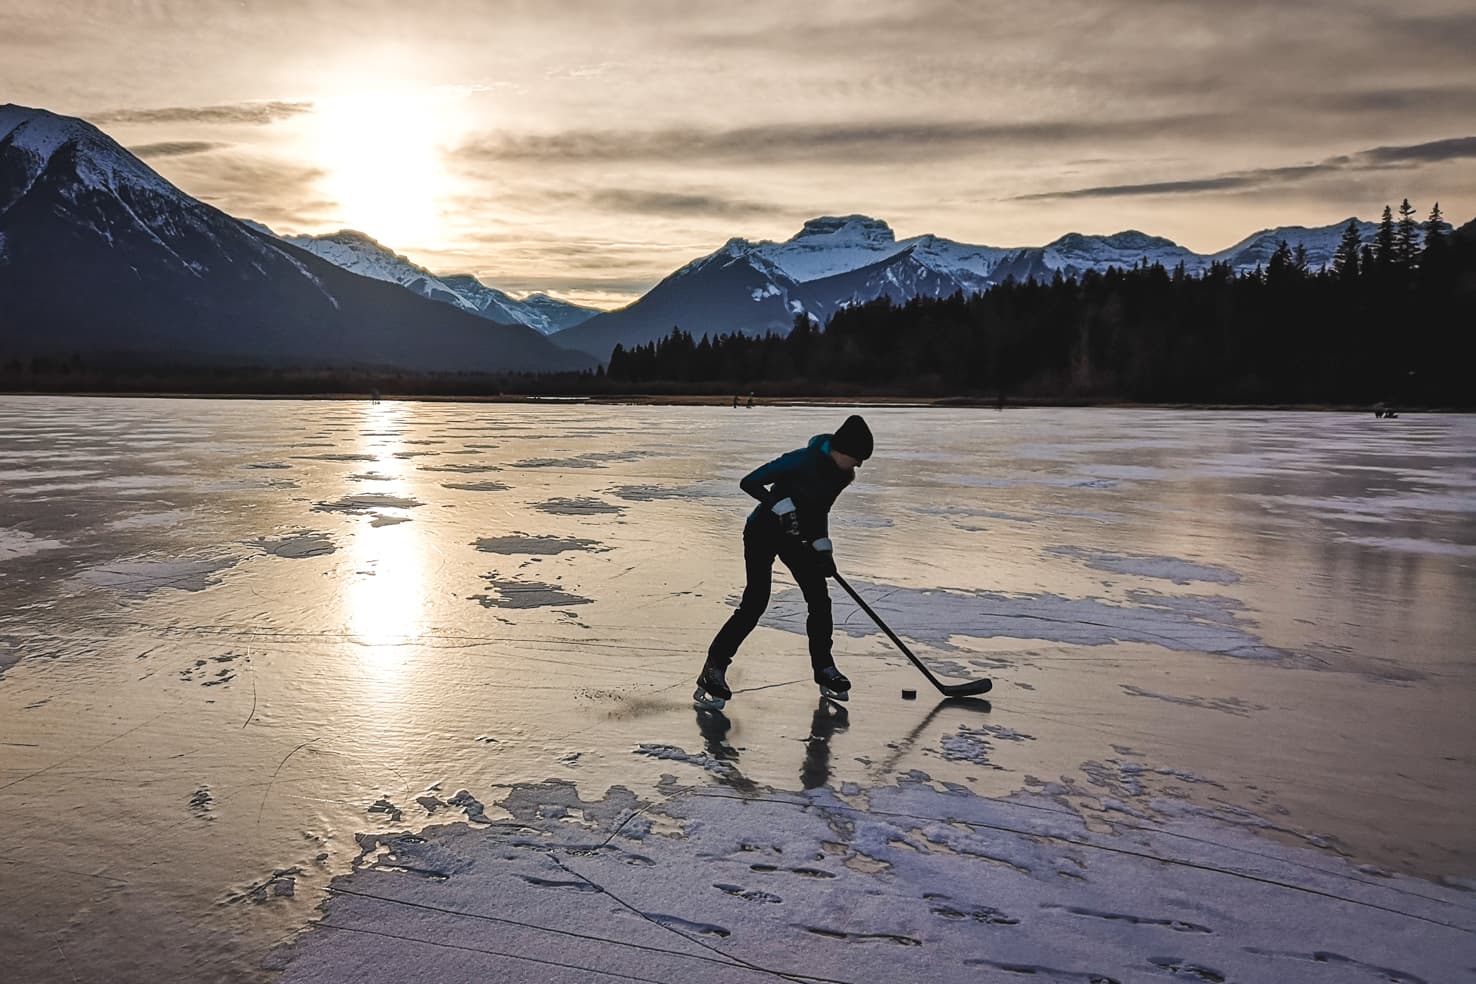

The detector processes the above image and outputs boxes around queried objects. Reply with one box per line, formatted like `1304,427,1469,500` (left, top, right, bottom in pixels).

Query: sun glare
343,401,427,676
313,91,455,249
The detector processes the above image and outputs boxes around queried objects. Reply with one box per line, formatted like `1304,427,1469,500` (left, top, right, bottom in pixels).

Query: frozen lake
1,397,1473,983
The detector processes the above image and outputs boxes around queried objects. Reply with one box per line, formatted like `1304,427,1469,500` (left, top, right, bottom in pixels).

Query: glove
771,496,802,537
811,537,836,577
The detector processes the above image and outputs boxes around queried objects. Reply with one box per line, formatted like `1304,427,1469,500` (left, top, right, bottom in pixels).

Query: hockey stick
832,571,992,698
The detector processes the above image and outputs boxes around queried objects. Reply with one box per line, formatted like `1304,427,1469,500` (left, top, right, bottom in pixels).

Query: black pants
707,516,834,673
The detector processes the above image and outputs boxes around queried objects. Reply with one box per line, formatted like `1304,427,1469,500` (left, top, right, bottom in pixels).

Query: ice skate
693,662,732,709
815,665,851,702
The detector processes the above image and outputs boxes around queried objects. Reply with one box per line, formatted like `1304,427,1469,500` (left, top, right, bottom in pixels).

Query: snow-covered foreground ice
0,398,1473,983
270,776,1474,984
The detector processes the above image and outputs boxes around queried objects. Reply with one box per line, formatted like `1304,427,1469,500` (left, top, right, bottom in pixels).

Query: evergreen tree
1423,202,1447,251
1332,219,1362,280
1374,205,1396,266
1360,243,1377,273
1293,243,1309,273
1266,240,1295,283
787,312,816,378
1419,202,1453,284
1395,198,1420,266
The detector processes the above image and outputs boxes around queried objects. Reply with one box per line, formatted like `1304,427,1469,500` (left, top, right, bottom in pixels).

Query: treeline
609,202,1474,406
0,359,606,397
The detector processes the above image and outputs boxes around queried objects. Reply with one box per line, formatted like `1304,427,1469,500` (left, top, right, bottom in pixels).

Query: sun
312,91,453,249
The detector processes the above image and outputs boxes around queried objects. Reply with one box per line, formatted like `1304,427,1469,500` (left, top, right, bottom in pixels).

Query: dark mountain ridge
0,105,592,374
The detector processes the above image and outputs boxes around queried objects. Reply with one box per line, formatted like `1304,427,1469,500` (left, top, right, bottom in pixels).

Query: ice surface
271,774,1476,984
1,399,1472,984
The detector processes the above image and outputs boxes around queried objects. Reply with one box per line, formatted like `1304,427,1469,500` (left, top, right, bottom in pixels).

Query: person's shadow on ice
801,698,849,790
695,707,757,793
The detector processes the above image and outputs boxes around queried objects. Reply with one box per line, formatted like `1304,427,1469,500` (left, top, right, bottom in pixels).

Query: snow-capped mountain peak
0,103,177,204
277,227,598,334
1043,230,1197,268
751,215,906,283
791,214,897,245
281,229,431,282
1,102,293,285
1049,230,1178,253
1209,219,1379,271
675,236,765,277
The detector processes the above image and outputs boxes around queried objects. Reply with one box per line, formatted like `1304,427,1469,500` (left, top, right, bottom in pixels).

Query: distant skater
695,415,874,708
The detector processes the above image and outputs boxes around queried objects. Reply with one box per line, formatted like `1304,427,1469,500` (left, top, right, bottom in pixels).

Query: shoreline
0,390,1462,413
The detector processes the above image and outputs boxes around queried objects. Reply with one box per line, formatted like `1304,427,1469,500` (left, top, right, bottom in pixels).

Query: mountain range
0,105,592,373
275,229,599,335
2,104,1404,372
550,215,1381,359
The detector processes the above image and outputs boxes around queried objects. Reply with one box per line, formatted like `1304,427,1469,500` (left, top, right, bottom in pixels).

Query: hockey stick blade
833,572,994,698
939,678,993,698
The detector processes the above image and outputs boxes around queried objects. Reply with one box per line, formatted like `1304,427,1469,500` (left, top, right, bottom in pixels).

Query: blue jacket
741,434,853,542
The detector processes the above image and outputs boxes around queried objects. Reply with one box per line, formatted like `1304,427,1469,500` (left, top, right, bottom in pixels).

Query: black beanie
832,414,873,461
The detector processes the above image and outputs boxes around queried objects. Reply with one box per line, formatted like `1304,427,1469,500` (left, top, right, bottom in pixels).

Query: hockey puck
901,688,917,700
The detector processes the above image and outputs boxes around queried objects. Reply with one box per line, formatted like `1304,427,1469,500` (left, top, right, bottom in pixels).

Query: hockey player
695,414,874,707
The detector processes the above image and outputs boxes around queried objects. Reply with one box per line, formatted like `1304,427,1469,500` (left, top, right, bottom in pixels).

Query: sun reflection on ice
344,401,427,675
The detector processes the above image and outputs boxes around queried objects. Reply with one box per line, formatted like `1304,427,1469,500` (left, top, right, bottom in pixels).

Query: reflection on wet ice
343,402,427,665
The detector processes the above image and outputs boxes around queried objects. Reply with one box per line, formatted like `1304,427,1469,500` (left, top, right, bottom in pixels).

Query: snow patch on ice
473,534,603,555
1336,535,1476,558
532,496,625,516
312,493,423,515
1046,545,1242,584
936,723,1036,767
609,483,702,501
471,576,592,609
0,527,64,562
441,480,511,492
79,555,236,594
799,580,1287,662
250,531,336,559
1120,685,1267,716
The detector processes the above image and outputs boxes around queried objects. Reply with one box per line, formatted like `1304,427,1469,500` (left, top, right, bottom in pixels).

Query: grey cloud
1362,135,1476,165
1375,9,1476,52
586,189,783,218
509,274,659,296
419,233,692,296
1313,85,1476,116
1017,176,1261,201
155,153,329,228
127,140,224,158
91,101,313,126
489,184,784,219
455,115,1228,166
180,156,326,193
1016,135,1476,201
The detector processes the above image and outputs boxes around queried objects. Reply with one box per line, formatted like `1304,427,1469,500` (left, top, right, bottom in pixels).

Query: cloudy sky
5,0,1474,307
